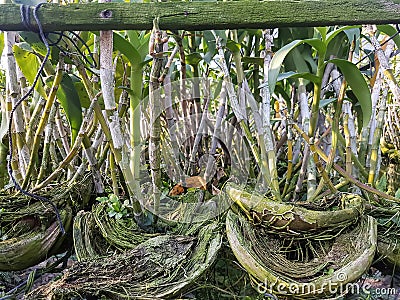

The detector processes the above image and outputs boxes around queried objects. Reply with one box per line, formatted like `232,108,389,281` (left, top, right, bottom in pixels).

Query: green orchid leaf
319,98,338,108
203,30,217,63
344,27,361,46
57,73,83,144
269,39,325,94
316,27,327,42
186,52,203,65
19,32,51,57
242,57,264,65
113,32,141,66
72,76,104,109
395,188,400,199
109,194,119,202
260,71,320,89
377,25,400,51
326,31,350,60
376,174,387,192
329,58,372,128
73,81,91,109
274,85,291,104
139,55,153,67
269,40,303,94
326,26,361,46
126,30,141,49
292,47,313,73
303,52,318,73
13,44,47,99
277,71,321,84
136,32,151,61
226,39,241,54
303,38,326,55
18,31,64,64
318,98,356,108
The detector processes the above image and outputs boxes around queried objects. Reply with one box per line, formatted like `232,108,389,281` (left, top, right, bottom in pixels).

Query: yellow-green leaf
0,33,4,60
13,44,47,99
186,52,203,65
326,26,361,46
377,25,400,51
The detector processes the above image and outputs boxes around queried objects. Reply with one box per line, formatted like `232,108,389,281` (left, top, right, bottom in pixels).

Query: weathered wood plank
1,1,400,32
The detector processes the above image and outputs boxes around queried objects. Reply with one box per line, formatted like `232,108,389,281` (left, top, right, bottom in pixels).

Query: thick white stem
6,32,29,175
261,29,273,130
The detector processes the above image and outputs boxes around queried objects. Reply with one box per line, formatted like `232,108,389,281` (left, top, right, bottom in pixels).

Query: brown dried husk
27,220,222,299
0,173,93,271
226,210,377,298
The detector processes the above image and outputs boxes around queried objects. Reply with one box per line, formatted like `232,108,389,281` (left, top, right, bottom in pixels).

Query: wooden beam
1,1,400,32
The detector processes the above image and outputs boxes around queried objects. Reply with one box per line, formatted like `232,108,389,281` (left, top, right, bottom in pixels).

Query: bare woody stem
149,19,167,217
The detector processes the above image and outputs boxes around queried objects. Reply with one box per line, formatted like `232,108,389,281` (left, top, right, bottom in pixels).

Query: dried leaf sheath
149,21,166,216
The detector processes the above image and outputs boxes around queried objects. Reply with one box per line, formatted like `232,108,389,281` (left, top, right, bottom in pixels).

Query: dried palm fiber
384,103,400,151
225,183,364,236
366,205,400,266
0,173,93,271
73,203,160,260
378,237,400,266
382,102,400,196
73,187,227,258
140,182,232,224
226,210,377,298
73,210,113,260
27,220,222,299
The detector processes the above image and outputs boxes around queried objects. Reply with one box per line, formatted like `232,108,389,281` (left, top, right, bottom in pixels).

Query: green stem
294,122,397,201
368,91,387,185
308,55,325,137
0,141,7,188
312,78,347,200
22,56,65,189
129,63,142,188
